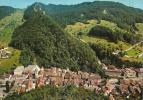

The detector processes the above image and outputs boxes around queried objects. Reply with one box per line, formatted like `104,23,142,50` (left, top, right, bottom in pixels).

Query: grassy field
0,48,21,75
136,23,143,35
122,44,143,62
0,10,24,75
0,10,23,46
121,56,143,62
65,20,126,36
126,49,141,56
81,35,131,51
65,20,143,63
65,20,97,36
83,36,143,62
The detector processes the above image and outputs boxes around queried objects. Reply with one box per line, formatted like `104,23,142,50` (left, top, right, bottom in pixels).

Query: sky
0,0,143,9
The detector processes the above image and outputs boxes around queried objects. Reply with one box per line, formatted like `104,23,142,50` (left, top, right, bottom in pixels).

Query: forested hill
24,1,143,32
10,9,100,73
0,6,16,20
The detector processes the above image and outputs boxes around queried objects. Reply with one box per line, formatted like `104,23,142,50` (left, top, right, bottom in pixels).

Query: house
109,94,115,100
49,76,64,86
45,69,52,76
45,67,63,77
102,84,115,96
14,66,24,76
0,87,6,100
39,67,45,77
81,72,89,80
50,67,58,76
0,48,11,59
119,84,129,94
36,77,45,88
24,65,40,77
27,79,33,91
108,78,119,84
0,79,6,86
16,83,27,93
135,68,143,78
56,68,62,76
53,77,64,86
102,64,108,70
71,72,81,79
47,67,59,77
64,72,71,80
88,73,101,85
0,91,4,100
72,78,81,87
124,68,136,78
105,69,122,78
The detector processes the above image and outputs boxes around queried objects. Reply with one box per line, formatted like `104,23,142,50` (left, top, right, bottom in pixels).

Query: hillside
65,20,143,68
0,48,21,75
0,6,16,20
0,9,23,75
136,23,143,34
10,9,100,73
24,1,143,32
0,10,24,46
0,1,142,73
65,19,142,44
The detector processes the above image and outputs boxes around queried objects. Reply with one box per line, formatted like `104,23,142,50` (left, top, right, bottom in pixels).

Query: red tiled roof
105,69,122,73
140,68,143,72
124,68,136,73
107,65,116,69
89,73,101,79
81,72,89,79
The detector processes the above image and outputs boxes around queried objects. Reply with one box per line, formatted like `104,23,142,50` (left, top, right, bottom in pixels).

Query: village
0,47,11,59
0,64,143,99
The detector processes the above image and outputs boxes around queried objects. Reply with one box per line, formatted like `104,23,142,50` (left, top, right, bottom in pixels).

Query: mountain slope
0,6,16,20
0,10,24,46
65,20,143,68
10,10,100,72
24,1,143,32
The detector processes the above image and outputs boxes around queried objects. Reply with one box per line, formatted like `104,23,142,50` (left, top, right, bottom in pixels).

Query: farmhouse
124,68,136,78
0,48,11,59
24,65,40,77
105,69,122,78
136,68,143,78
14,66,24,76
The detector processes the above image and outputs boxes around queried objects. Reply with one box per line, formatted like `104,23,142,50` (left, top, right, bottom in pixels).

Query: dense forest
10,9,100,73
5,85,107,100
0,6,16,20
24,1,143,32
